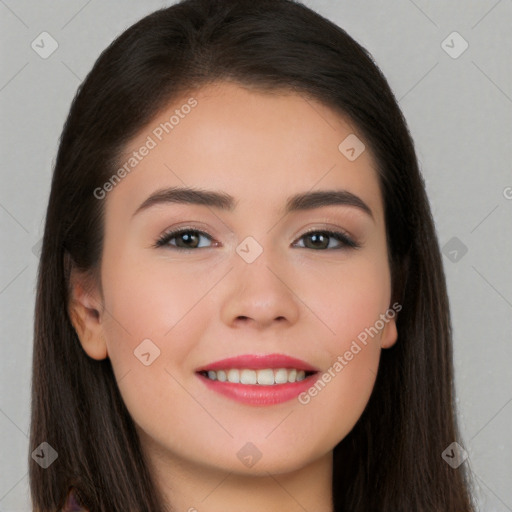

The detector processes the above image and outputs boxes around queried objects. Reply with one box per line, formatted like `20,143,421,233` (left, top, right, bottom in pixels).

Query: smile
199,368,314,385
195,353,320,406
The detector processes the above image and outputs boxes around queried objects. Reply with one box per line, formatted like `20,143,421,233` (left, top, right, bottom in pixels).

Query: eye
154,228,215,249
293,229,359,250
154,228,359,251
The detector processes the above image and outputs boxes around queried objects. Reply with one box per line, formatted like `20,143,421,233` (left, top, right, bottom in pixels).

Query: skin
69,80,398,512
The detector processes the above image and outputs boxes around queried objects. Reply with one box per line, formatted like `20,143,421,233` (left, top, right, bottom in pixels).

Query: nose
219,246,301,330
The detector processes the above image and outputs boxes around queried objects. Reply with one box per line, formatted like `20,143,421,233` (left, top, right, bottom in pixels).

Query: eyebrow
131,186,374,220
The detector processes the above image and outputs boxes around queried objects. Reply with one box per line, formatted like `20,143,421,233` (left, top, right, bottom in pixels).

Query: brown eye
295,230,359,250
154,228,359,251
155,229,213,249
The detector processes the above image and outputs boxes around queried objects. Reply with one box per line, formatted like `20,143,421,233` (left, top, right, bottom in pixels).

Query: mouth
198,368,317,385
195,353,320,406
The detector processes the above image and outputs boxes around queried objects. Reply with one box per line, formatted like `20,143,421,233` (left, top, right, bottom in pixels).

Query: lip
196,372,319,406
195,353,320,372
195,353,320,406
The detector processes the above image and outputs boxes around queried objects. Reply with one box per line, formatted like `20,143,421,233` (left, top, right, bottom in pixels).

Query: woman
29,0,476,510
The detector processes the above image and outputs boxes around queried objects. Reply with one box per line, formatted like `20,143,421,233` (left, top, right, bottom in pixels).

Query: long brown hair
29,0,476,510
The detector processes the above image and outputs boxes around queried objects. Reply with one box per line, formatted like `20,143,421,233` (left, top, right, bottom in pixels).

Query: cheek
99,257,210,443
296,346,380,457
99,253,214,386
303,249,391,351
293,270,388,451
295,253,390,427
102,244,216,330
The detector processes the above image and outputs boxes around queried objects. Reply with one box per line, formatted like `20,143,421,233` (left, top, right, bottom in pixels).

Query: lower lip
196,372,318,406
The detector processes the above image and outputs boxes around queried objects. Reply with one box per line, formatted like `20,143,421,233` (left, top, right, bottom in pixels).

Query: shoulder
60,487,90,512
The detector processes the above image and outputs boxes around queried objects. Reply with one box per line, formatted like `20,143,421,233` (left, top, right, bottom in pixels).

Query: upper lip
195,353,320,372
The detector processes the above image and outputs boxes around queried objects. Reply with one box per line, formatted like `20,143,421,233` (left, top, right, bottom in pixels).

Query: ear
380,311,398,349
67,263,108,360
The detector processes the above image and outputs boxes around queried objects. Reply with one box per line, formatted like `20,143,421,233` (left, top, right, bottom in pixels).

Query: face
72,80,397,477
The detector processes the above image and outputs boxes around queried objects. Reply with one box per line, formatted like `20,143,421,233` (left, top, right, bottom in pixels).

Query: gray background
1,1,511,510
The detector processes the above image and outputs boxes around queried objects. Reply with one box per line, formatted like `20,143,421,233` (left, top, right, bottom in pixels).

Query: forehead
105,80,384,223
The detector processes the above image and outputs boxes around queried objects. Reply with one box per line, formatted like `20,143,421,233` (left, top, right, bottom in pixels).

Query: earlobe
67,266,108,360
380,317,398,349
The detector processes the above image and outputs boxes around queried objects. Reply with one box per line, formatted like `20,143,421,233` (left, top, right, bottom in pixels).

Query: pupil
309,233,327,248
181,232,197,247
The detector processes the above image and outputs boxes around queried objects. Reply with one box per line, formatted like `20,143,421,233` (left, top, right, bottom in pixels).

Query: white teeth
240,369,257,384
274,368,288,384
227,369,240,383
257,369,274,385
203,368,312,385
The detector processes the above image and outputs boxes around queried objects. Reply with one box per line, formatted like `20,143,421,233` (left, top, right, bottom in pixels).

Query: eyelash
153,227,360,251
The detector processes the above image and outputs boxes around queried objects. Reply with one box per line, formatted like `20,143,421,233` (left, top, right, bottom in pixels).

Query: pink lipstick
195,353,320,406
